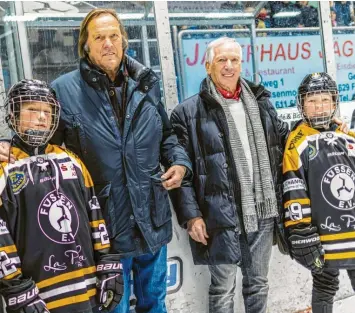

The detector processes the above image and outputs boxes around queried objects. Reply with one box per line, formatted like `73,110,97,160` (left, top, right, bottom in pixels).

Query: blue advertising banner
179,31,355,108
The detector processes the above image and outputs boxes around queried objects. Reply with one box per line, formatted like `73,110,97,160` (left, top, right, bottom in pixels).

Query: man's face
18,101,52,134
86,14,124,77
206,41,242,92
303,92,335,119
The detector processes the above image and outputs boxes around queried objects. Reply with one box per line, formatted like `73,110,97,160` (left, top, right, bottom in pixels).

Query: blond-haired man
0,8,191,313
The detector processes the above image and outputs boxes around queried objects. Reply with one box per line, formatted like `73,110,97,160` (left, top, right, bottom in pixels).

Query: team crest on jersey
38,191,79,244
9,171,28,194
309,144,318,160
321,164,355,210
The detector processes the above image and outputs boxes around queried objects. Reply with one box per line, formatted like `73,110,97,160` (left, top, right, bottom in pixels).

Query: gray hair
205,37,242,64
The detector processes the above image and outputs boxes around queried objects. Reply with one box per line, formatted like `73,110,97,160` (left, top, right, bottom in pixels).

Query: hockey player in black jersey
283,72,355,313
0,79,124,313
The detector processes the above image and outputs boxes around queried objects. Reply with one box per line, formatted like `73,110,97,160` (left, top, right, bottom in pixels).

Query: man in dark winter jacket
0,8,191,313
169,37,289,313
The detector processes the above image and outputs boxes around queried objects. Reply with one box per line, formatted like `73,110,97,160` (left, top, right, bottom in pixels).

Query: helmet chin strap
307,113,334,129
21,129,51,147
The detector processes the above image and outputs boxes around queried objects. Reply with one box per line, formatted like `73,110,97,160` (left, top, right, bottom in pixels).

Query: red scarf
217,83,241,100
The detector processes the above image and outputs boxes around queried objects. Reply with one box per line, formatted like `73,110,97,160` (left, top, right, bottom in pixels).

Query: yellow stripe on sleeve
90,220,105,228
0,245,17,254
284,198,311,209
4,268,21,280
94,243,110,251
285,217,312,228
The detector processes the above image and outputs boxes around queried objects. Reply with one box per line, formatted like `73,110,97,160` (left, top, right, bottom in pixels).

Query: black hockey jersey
0,143,110,313
283,122,355,269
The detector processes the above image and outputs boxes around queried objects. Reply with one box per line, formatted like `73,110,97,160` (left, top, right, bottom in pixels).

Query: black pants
312,268,355,313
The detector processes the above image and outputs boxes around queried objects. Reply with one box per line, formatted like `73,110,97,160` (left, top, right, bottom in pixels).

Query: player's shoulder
46,144,82,163
0,146,31,177
285,122,314,153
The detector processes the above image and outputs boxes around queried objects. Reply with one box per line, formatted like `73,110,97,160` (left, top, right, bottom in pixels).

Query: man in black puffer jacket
169,37,289,313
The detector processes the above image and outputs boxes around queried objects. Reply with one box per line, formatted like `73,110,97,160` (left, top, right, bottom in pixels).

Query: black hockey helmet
5,79,61,146
297,72,339,129
298,72,338,95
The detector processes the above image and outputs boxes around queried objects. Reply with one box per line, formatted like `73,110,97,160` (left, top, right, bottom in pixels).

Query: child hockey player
283,72,355,313
0,79,123,313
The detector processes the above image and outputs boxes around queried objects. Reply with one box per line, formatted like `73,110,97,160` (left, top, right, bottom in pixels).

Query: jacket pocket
150,179,172,228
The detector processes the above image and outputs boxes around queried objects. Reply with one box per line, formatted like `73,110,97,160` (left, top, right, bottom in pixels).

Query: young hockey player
283,72,355,313
0,79,123,313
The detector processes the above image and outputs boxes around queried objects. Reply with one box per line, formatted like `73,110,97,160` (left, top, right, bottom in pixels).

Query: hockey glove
96,254,124,311
1,278,49,313
289,225,325,274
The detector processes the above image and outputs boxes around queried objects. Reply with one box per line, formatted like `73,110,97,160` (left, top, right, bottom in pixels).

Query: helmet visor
8,94,60,146
297,90,338,129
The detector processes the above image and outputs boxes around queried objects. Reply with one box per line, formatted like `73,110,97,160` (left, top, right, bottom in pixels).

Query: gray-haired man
170,37,347,312
169,37,288,313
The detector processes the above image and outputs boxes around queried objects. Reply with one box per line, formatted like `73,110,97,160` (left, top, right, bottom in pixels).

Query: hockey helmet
297,72,339,129
5,79,61,146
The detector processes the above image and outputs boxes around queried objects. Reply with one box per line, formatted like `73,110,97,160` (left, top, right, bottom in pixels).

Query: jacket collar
217,84,241,100
79,56,158,93
199,77,270,109
79,57,126,91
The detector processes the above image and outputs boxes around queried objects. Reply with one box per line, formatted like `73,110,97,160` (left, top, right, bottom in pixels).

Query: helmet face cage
297,89,339,129
6,91,60,147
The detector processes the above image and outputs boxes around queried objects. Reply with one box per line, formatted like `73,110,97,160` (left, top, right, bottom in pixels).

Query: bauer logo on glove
96,255,124,312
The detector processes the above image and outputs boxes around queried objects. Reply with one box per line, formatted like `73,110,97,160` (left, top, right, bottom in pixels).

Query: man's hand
0,141,15,163
333,117,349,134
187,217,209,245
161,165,186,190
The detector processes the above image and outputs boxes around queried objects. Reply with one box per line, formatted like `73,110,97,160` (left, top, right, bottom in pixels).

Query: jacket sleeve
283,138,312,232
50,117,65,146
263,95,290,147
67,151,110,262
49,81,64,146
169,107,202,228
157,102,192,173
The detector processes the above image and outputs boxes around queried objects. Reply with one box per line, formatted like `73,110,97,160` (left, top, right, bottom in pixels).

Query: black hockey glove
1,278,49,313
96,254,124,311
289,225,325,274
